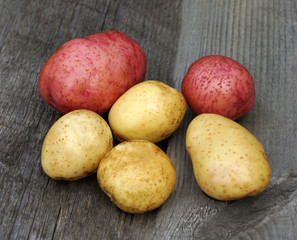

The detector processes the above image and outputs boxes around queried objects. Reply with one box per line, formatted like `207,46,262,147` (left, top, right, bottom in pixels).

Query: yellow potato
108,80,187,143
97,140,176,213
41,110,113,180
186,113,271,201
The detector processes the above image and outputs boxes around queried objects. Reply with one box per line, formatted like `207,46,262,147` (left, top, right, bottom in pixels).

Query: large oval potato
97,140,176,213
186,113,271,201
41,109,113,180
38,31,146,115
108,80,187,143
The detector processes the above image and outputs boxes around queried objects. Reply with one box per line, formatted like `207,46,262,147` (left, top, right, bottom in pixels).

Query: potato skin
38,31,146,115
108,80,187,143
97,140,176,213
186,113,271,201
41,110,113,180
182,55,255,120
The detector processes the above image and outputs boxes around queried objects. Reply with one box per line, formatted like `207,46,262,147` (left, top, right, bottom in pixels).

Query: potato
97,140,176,213
38,31,146,115
41,110,113,180
181,55,255,120
108,80,187,143
186,113,271,201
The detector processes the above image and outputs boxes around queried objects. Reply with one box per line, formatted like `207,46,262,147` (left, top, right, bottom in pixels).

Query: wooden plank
0,0,296,239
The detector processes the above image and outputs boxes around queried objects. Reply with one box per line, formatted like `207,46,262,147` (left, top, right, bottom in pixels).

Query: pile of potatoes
41,80,185,214
39,31,271,214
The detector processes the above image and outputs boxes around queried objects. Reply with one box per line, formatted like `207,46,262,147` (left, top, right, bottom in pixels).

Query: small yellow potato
97,140,176,213
186,113,271,201
41,110,113,180
108,80,187,143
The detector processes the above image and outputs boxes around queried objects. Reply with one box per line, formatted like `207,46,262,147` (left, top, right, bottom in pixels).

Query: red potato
181,55,255,120
38,31,146,115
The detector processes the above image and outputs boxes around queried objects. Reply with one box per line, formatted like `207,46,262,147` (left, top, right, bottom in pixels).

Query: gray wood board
0,0,296,239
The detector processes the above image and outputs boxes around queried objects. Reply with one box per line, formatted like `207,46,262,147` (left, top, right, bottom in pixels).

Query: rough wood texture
0,0,296,239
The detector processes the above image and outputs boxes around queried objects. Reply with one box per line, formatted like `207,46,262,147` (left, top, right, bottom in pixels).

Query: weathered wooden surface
0,0,296,239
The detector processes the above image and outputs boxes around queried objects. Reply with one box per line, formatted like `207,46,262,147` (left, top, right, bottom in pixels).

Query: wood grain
0,0,296,239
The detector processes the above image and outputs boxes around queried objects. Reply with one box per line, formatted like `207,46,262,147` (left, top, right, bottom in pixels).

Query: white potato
186,113,271,201
97,140,176,213
108,80,187,143
41,109,113,180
